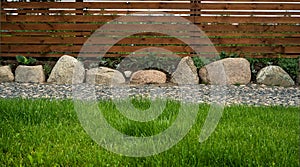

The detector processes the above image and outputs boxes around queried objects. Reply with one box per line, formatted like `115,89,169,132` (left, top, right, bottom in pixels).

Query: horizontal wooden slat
0,23,203,34
285,46,300,53
2,36,300,45
1,37,88,44
2,24,299,38
2,10,298,17
2,15,299,24
0,53,193,58
2,31,299,38
195,3,300,10
1,2,191,9
0,15,198,23
0,23,101,31
0,45,82,53
2,23,299,32
206,33,300,38
209,38,300,45
197,24,300,32
0,45,195,53
2,2,300,10
194,16,300,24
1,44,299,53
199,11,300,16
1,9,191,15
0,15,118,22
216,46,300,54
2,8,298,16
0,31,93,37
1,52,298,59
103,52,300,58
0,53,70,58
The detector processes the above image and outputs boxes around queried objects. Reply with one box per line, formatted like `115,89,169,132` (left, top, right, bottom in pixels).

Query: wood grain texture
1,1,299,58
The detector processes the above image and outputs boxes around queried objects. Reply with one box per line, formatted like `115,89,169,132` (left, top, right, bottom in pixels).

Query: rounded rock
130,70,166,84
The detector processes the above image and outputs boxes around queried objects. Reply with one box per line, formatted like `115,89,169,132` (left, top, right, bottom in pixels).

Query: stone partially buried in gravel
86,67,125,84
47,55,85,84
171,56,199,84
15,65,45,83
0,66,14,82
199,58,251,85
256,65,295,87
124,71,132,78
130,70,166,84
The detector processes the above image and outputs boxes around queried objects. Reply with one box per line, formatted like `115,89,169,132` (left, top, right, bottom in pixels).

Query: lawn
0,98,299,166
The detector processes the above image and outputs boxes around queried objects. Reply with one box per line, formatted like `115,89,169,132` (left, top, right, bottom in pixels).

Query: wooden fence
1,0,300,58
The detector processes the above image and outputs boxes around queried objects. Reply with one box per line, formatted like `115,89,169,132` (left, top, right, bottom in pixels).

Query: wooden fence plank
194,16,300,24
196,24,300,32
196,3,300,10
0,23,300,35
0,31,93,37
1,52,298,59
2,9,192,15
0,15,118,23
1,37,88,44
2,15,299,24
2,36,300,45
285,46,300,54
0,45,194,53
2,2,299,10
1,45,82,53
2,44,299,54
2,23,299,32
0,53,70,58
2,31,299,38
1,2,191,9
199,11,300,16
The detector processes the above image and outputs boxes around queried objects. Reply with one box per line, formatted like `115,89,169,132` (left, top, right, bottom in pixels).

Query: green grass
0,98,299,166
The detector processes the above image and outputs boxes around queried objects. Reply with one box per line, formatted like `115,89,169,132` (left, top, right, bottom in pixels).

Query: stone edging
0,55,298,87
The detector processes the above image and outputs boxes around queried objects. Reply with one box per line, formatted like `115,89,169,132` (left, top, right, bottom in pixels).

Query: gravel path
0,82,299,106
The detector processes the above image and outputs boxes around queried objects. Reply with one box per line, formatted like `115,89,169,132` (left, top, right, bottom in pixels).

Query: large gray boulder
256,65,295,87
47,55,85,84
86,67,125,84
15,65,45,83
0,66,14,82
199,58,251,85
171,56,199,84
130,70,166,84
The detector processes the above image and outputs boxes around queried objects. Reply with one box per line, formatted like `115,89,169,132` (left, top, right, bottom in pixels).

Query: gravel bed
0,82,299,106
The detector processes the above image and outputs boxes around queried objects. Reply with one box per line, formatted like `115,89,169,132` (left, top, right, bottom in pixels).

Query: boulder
199,58,251,85
86,67,125,84
256,65,295,87
130,70,166,84
171,56,199,84
0,66,14,82
15,65,45,83
47,55,85,84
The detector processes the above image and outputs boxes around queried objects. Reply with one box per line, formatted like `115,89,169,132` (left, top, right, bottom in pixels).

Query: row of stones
0,55,296,87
